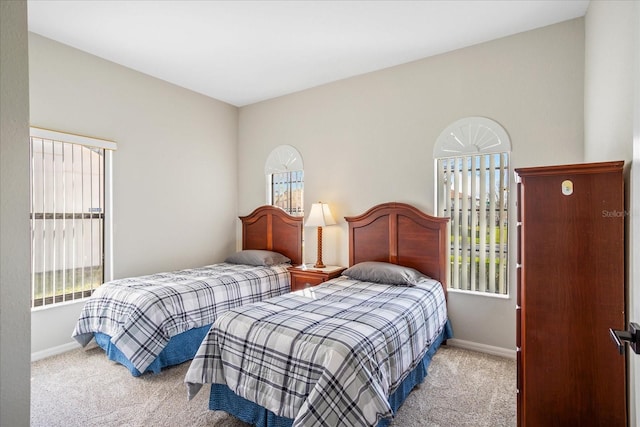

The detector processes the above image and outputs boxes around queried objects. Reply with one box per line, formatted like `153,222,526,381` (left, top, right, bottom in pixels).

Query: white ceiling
27,0,590,107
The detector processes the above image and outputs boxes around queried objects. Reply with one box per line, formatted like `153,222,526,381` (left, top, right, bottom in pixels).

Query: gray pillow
342,261,427,286
225,250,290,266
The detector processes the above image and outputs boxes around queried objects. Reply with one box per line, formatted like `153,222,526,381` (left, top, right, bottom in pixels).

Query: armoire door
515,161,626,426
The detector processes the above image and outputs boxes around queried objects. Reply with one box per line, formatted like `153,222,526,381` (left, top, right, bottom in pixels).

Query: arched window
265,145,304,216
434,117,511,295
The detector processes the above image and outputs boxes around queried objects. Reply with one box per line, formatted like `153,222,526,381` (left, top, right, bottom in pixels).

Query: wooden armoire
515,161,626,426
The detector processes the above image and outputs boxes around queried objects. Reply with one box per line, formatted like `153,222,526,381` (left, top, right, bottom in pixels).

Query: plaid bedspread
185,276,448,427
72,263,290,373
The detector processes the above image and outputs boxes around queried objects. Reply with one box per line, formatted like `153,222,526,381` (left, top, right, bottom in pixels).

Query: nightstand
287,265,346,292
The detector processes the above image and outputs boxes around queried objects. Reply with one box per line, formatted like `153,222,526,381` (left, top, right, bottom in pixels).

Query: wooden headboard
345,202,449,293
239,206,303,266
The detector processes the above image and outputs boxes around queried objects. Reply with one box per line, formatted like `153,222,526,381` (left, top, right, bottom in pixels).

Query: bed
185,202,452,427
72,205,303,376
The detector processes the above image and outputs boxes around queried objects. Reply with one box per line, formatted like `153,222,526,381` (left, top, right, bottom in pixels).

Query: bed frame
345,202,449,297
240,205,303,265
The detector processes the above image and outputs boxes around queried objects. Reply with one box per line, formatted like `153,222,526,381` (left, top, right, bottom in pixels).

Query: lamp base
314,226,326,270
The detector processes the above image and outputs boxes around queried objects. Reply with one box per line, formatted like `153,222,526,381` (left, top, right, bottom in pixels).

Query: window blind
436,153,509,294
271,170,304,216
29,127,115,307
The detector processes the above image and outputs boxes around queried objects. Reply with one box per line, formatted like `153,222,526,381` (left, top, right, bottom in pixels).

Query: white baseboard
31,341,89,362
31,337,516,362
446,338,516,360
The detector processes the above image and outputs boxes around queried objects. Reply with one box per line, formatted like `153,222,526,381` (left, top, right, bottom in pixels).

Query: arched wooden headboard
345,202,449,294
239,206,303,266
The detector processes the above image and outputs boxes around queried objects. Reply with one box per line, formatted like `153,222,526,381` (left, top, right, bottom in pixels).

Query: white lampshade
304,202,336,227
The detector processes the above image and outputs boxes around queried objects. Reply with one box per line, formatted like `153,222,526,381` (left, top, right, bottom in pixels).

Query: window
434,117,511,295
29,127,115,308
271,170,304,216
265,145,304,216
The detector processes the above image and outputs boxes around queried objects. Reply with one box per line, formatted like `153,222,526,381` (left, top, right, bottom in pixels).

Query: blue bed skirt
94,324,211,377
208,320,453,427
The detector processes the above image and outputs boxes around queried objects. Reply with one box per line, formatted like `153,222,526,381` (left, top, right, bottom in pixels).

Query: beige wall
28,33,240,356
238,18,586,353
584,1,635,163
0,1,31,425
584,1,639,424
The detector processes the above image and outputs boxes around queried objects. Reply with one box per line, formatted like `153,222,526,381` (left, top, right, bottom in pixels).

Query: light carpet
31,344,516,426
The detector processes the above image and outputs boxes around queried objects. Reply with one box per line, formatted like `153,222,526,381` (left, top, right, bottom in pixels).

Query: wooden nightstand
287,265,346,292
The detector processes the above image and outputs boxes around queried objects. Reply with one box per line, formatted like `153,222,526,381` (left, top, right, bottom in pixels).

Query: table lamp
304,202,336,268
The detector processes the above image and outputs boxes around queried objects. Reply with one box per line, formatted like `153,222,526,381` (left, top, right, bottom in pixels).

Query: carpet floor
31,344,516,426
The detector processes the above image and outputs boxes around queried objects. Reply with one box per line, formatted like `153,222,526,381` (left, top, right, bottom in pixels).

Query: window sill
447,288,511,299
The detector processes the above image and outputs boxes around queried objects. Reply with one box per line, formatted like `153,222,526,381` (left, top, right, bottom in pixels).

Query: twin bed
72,205,303,376
185,202,452,427
73,202,451,426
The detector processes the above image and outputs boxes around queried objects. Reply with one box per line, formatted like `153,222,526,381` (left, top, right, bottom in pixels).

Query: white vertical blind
469,156,478,289
436,153,509,295
29,127,115,307
498,154,508,294
271,170,304,216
